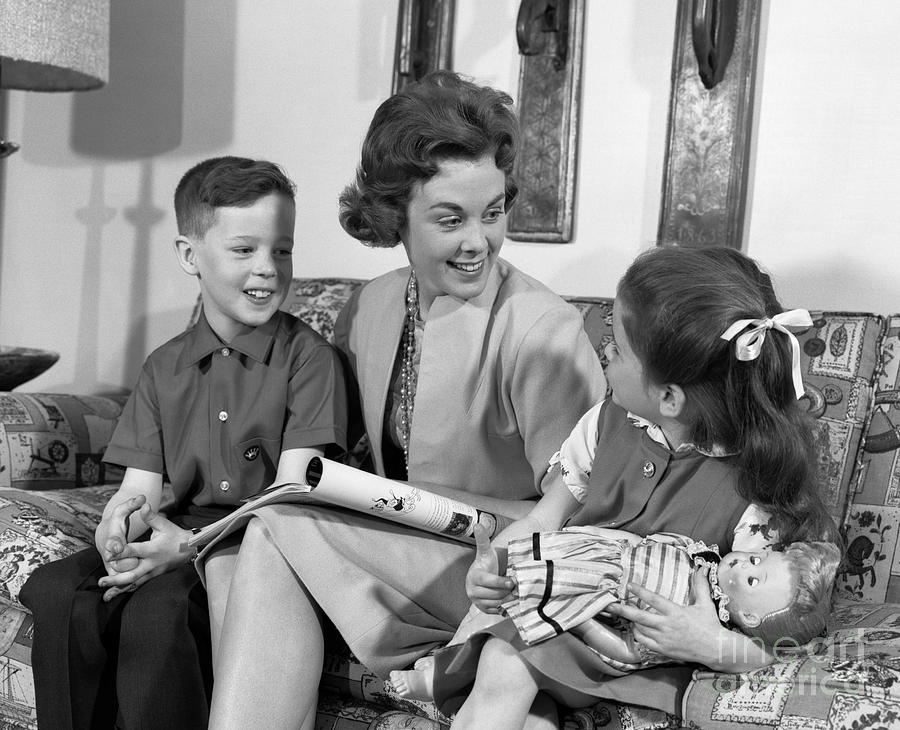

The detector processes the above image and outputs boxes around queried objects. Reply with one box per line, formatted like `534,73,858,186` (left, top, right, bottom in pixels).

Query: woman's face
401,154,507,317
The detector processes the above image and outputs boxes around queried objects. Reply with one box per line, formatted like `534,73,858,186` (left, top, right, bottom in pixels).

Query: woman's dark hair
339,70,519,247
175,156,296,238
616,245,838,544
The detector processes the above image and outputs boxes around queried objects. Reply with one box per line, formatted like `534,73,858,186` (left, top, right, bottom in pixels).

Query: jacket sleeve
509,303,607,492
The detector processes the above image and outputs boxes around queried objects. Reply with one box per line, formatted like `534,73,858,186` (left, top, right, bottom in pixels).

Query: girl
423,245,840,730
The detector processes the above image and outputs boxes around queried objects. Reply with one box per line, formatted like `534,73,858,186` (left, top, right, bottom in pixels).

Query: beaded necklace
397,271,419,471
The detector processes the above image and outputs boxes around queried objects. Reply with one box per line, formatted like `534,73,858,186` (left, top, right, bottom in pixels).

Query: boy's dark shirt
103,309,347,527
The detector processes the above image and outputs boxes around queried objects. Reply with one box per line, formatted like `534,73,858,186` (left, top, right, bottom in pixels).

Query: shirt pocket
234,436,280,493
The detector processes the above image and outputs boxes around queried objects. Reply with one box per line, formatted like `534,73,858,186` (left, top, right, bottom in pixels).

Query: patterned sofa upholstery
2,279,899,730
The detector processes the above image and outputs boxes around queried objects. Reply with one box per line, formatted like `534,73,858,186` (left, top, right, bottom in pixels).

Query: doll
391,526,841,700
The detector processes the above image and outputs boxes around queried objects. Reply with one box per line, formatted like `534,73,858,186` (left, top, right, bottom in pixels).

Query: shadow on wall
21,0,236,392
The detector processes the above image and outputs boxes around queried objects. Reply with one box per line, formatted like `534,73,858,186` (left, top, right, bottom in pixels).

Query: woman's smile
448,259,486,274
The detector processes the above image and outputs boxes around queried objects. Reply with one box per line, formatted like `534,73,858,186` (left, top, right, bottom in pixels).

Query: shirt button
642,460,656,478
219,480,230,492
221,347,231,357
218,410,228,422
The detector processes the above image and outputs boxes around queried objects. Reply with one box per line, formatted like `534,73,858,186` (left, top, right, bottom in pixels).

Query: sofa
2,276,900,730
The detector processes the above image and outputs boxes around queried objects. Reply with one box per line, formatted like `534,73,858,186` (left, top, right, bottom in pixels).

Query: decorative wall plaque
507,0,585,243
392,0,455,94
657,0,762,248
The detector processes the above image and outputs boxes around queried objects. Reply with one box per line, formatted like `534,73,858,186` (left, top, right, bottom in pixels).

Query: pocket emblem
244,446,260,461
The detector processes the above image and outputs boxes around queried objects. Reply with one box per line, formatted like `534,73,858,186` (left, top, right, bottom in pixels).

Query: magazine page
187,482,315,547
301,457,512,544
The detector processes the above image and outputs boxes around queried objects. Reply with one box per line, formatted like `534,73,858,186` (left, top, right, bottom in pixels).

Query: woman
201,71,607,729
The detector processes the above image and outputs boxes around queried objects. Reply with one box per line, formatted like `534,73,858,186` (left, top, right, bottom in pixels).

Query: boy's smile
177,192,296,342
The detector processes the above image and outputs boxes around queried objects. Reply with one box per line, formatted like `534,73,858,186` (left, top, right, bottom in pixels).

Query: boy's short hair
742,541,842,647
174,156,296,239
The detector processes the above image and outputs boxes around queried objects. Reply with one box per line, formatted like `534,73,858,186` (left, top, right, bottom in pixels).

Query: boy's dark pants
20,546,213,730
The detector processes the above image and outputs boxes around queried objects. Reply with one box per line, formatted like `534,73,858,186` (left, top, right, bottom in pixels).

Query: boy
20,156,348,729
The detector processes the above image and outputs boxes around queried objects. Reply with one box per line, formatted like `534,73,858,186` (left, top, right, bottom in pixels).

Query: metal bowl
0,346,60,391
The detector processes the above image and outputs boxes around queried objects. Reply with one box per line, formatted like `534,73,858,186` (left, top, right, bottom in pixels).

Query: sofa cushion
795,312,884,528
0,486,117,605
0,394,127,491
839,314,900,605
0,484,118,725
684,601,900,729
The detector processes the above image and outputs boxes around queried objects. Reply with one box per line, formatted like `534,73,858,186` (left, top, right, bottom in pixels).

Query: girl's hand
605,564,736,667
465,524,515,614
605,564,774,671
97,504,194,602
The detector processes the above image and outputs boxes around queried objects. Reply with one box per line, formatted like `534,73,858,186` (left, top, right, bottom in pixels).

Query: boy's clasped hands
96,494,195,601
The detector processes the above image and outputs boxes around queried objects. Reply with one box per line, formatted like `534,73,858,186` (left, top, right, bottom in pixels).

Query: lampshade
0,0,109,91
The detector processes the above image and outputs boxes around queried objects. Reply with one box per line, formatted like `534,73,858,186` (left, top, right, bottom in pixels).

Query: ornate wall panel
657,0,762,248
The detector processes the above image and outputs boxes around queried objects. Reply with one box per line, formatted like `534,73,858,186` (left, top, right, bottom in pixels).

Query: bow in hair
719,309,813,400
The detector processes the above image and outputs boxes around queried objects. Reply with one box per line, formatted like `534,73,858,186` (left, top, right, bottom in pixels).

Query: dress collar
689,545,733,624
625,412,732,458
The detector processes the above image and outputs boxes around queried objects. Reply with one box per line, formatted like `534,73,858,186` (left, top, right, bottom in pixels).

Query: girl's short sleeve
547,400,605,502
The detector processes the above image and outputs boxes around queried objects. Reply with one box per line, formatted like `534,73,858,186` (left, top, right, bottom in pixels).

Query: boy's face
717,550,795,629
176,192,295,342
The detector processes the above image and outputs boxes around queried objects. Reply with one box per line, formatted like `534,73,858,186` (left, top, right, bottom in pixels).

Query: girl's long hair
617,246,838,544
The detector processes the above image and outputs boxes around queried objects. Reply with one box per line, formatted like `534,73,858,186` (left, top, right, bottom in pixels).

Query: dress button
219,480,230,492
218,410,228,422
642,460,656,478
221,347,230,357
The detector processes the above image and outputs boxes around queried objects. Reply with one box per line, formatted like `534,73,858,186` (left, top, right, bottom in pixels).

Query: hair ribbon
720,309,813,400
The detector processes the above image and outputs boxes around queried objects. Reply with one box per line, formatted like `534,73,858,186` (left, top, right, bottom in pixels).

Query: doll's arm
570,619,643,664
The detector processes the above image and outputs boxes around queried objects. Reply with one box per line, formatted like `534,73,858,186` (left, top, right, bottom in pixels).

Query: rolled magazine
188,456,514,548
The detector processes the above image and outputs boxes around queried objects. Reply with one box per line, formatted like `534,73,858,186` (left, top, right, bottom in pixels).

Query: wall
0,0,897,396
747,1,900,310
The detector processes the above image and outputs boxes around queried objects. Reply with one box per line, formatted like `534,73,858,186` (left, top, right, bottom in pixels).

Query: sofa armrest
0,393,128,491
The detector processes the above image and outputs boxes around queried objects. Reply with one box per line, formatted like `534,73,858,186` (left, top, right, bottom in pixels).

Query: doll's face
717,550,795,628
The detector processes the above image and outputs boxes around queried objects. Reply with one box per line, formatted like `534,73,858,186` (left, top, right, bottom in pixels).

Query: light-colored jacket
334,258,606,499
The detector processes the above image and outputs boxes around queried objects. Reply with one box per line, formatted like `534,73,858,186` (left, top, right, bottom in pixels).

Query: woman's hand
97,504,195,602
465,524,514,614
604,564,773,672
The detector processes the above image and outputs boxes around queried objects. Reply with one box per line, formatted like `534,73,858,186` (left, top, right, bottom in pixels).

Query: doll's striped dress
500,527,718,646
